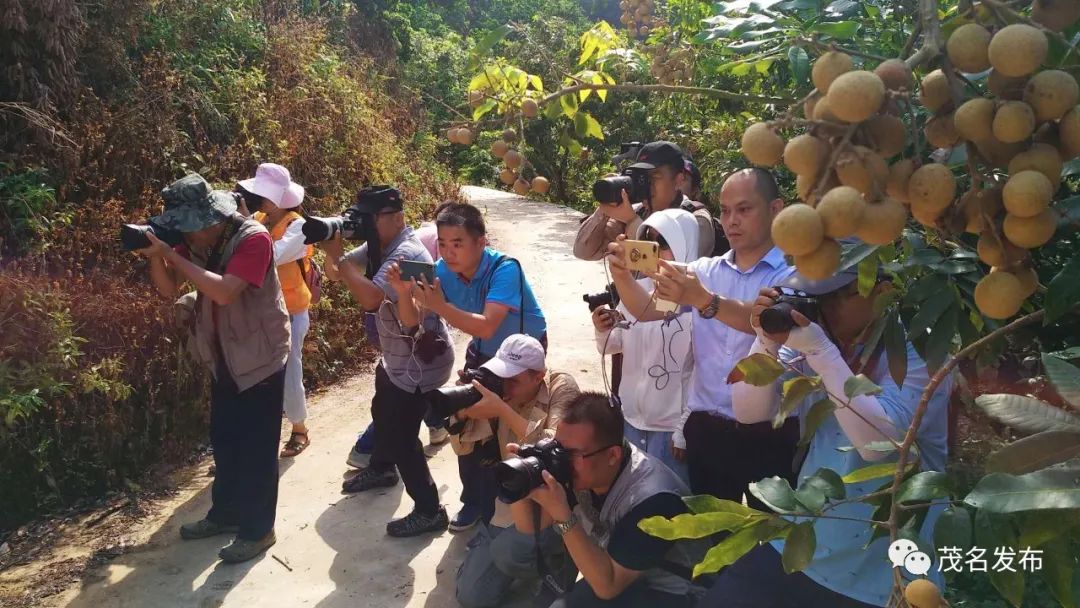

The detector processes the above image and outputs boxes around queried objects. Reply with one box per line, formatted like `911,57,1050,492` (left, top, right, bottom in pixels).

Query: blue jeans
623,422,689,486
455,523,569,607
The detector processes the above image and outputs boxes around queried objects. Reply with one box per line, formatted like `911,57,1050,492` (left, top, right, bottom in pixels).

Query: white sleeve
594,323,624,355
273,219,307,265
672,334,695,449
731,337,784,424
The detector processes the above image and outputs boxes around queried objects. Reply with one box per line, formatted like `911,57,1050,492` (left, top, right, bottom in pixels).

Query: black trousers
560,579,694,608
697,544,878,607
684,411,800,511
207,367,285,541
369,364,440,515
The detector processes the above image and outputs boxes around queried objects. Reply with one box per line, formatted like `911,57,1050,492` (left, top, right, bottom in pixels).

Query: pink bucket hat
237,163,298,208
280,182,305,209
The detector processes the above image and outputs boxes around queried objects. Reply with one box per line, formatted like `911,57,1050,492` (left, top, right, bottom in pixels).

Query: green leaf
528,74,544,92
987,430,1080,475
730,61,754,77
839,242,878,272
794,483,827,513
934,506,973,553
975,394,1080,434
692,518,792,578
907,290,954,338
884,309,908,387
592,72,608,102
730,353,785,386
925,304,958,373
639,511,762,540
559,92,579,118
897,471,952,504
470,25,512,70
1039,537,1076,608
573,112,604,141
787,46,809,85
842,461,912,484
856,254,877,297
810,21,861,39
976,510,1025,607
843,374,882,399
683,495,762,516
749,476,802,513
543,97,562,120
1043,354,1080,411
781,522,816,574
799,399,836,446
779,376,821,423
472,98,497,121
1018,509,1080,548
802,468,846,500
965,467,1080,513
1045,255,1080,323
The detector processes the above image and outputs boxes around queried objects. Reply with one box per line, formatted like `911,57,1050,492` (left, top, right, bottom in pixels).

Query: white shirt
272,218,307,265
684,247,794,421
595,277,694,440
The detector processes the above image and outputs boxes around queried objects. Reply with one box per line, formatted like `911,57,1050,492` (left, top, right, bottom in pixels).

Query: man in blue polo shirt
411,201,547,531
607,168,799,510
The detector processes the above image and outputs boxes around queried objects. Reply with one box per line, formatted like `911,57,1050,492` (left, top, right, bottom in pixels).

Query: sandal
280,432,310,458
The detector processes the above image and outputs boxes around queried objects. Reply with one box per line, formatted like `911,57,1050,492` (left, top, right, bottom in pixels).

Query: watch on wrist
699,293,721,319
554,512,579,536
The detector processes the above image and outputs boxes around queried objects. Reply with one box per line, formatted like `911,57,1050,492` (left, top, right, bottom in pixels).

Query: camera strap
533,504,568,598
475,254,525,355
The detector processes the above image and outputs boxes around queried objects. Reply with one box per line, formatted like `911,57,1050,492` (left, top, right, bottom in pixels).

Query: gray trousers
455,523,568,607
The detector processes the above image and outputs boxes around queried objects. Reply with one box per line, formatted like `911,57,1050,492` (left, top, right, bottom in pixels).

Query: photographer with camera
408,201,547,532
236,163,316,458
134,174,289,563
592,208,698,483
506,391,704,607
319,186,456,538
451,334,580,608
697,263,952,608
605,168,801,509
574,141,718,261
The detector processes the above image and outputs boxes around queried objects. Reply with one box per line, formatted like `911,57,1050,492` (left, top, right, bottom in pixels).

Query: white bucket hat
237,163,298,208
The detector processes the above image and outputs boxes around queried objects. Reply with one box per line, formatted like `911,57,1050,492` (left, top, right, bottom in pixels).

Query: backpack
297,256,322,306
679,199,730,258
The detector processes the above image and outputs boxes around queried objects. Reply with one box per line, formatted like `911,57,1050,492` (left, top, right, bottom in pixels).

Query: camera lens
592,175,634,204
119,224,153,251
760,302,797,334
427,385,483,420
495,456,543,503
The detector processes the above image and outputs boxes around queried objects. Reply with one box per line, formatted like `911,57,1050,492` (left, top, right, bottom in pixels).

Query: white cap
280,181,304,209
237,163,295,207
480,334,546,378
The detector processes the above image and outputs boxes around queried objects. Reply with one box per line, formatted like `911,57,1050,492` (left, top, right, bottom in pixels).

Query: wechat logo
889,539,933,576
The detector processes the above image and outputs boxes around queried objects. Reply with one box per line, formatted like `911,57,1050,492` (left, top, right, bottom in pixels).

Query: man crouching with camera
134,174,289,563
506,391,704,608
452,334,580,608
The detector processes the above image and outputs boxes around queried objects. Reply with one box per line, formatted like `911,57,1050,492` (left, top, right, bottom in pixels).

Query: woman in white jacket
592,208,698,482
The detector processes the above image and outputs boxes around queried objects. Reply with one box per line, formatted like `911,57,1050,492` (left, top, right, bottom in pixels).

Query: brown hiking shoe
179,518,239,540
218,530,276,563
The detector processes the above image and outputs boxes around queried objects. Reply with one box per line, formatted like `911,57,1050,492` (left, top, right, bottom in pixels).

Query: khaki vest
182,216,291,392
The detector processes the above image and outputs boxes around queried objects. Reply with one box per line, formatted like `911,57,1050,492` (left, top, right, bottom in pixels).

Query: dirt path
33,187,607,608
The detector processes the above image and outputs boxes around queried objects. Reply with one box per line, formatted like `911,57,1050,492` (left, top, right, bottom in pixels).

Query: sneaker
428,426,450,446
342,466,399,493
346,446,370,469
387,507,449,538
218,530,276,563
448,505,483,533
179,518,239,540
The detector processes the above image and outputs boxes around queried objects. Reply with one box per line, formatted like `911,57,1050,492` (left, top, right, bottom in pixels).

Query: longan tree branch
540,83,795,106
805,39,891,63
904,0,944,70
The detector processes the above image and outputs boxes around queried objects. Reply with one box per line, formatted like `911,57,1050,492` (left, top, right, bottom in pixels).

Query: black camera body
582,283,620,312
119,219,184,251
496,437,573,503
427,367,505,432
592,166,650,205
759,288,820,334
301,205,369,244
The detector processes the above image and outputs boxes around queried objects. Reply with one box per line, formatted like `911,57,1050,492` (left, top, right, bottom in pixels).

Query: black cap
353,185,403,214
629,141,691,173
778,239,886,295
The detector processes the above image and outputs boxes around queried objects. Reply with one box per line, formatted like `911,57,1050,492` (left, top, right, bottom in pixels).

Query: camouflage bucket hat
151,173,238,233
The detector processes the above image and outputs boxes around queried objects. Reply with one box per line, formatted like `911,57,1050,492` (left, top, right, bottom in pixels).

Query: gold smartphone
623,239,660,274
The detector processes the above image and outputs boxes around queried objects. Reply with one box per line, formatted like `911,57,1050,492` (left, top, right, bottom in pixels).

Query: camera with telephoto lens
301,205,369,244
495,437,573,503
582,283,620,312
759,287,820,334
592,166,650,205
118,219,185,251
427,367,505,432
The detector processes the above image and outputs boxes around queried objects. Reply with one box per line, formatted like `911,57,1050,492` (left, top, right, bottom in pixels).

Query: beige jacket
181,217,291,392
572,197,715,261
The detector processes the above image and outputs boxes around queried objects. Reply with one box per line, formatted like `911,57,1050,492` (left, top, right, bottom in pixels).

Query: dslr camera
592,166,650,205
582,282,620,312
427,368,505,432
495,437,573,503
118,192,245,251
759,287,820,334
302,204,368,244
